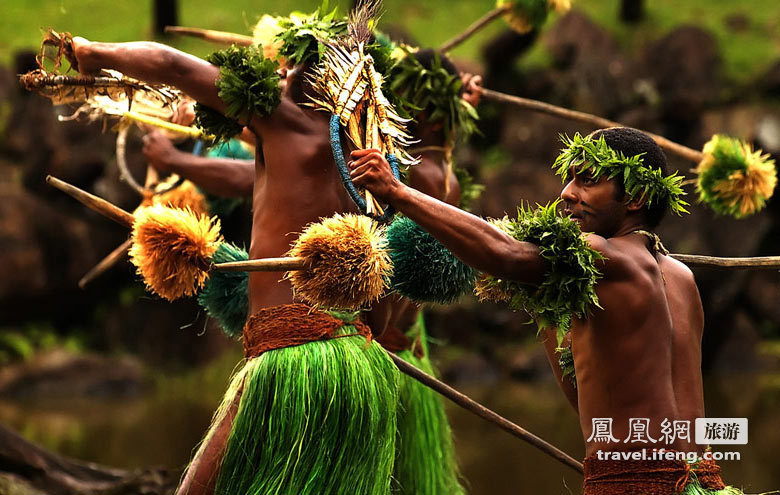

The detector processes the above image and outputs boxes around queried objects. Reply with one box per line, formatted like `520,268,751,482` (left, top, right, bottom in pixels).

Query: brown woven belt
376,325,425,358
583,451,725,495
242,303,372,359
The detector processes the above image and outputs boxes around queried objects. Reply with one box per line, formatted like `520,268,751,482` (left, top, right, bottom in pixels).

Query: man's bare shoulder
583,233,654,280
659,254,697,287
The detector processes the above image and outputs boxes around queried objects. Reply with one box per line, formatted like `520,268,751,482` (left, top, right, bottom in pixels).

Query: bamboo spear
48,175,780,272
389,352,584,473
439,4,512,53
164,26,253,46
480,88,704,163
78,239,132,288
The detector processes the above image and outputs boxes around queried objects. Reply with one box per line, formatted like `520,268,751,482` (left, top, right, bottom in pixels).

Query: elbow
484,240,543,285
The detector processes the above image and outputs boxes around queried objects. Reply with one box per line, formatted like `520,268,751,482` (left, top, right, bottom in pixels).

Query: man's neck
612,219,650,239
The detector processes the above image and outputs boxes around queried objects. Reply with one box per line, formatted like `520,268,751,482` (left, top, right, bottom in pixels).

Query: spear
439,4,512,53
480,88,703,163
479,88,777,218
78,239,132,288
48,175,780,272
388,352,584,473
164,26,253,46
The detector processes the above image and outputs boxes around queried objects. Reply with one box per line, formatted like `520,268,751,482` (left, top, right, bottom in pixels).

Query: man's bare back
573,233,705,456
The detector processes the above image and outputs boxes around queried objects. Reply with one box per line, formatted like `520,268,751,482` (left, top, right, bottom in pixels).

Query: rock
543,11,637,117
759,60,780,97
723,13,750,33
0,185,102,307
0,349,148,399
643,26,723,127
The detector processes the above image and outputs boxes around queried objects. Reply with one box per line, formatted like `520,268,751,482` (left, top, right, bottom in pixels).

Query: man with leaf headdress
138,32,485,493
351,127,743,494
69,4,409,495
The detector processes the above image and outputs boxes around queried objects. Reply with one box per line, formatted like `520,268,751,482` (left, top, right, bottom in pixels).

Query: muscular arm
350,150,546,285
407,156,460,206
143,131,254,197
72,39,226,115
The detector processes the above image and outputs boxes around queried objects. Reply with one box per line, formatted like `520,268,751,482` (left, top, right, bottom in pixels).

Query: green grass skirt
393,314,465,494
200,325,400,495
682,473,744,495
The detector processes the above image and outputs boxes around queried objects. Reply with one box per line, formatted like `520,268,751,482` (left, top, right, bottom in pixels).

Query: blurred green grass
0,1,778,83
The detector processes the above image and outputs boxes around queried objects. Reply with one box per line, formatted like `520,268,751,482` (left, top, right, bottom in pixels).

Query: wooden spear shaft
164,26,253,46
214,258,307,272
47,177,780,271
439,5,511,53
670,254,780,270
46,176,134,228
78,239,132,288
480,89,704,164
389,352,584,474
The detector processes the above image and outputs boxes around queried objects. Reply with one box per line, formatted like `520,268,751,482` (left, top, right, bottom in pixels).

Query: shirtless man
139,48,483,495
71,33,400,495
350,127,733,494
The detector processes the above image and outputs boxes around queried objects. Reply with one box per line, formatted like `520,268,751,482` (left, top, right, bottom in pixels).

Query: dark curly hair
590,127,670,228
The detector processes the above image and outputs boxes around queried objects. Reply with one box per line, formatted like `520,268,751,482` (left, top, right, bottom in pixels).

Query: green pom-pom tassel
198,243,249,338
497,0,551,33
696,134,777,218
387,217,477,304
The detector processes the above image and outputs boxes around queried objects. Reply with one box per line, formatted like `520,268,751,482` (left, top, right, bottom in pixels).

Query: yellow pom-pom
253,14,284,62
548,0,571,14
696,135,777,218
497,0,533,34
497,0,555,34
129,204,222,301
153,179,210,217
286,213,392,310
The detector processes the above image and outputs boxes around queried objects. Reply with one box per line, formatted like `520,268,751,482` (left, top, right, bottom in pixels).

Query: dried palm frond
20,68,179,109
306,29,417,166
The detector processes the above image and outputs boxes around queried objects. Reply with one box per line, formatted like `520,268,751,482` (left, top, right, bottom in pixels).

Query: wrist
387,179,408,206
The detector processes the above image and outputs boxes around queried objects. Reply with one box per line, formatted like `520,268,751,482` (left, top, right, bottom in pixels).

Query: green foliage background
1,0,778,83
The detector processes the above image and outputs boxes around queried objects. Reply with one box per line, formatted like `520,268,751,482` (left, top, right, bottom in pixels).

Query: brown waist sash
583,451,725,495
242,303,372,359
376,325,424,358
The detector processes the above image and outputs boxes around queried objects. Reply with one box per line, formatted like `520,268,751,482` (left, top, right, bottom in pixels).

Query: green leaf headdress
552,132,689,216
388,46,479,141
274,4,348,67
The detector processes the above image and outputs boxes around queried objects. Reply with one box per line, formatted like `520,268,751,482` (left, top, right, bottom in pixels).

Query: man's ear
625,193,647,212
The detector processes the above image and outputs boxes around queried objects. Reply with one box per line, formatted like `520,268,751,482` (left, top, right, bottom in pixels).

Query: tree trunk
0,424,179,495
153,0,178,36
619,0,644,24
